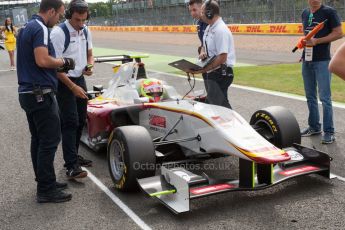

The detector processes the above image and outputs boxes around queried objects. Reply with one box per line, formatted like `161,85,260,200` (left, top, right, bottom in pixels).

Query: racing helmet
140,79,164,102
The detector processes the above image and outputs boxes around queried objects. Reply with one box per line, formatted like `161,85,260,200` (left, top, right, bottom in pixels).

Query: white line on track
147,69,345,109
331,173,345,183
82,167,152,230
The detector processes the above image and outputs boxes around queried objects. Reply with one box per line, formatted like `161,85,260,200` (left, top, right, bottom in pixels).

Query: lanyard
204,28,210,57
204,24,214,58
308,13,314,27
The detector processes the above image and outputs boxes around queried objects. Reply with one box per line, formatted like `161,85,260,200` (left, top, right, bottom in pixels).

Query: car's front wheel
107,126,156,191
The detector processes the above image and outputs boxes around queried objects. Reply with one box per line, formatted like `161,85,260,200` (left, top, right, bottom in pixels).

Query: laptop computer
168,56,216,72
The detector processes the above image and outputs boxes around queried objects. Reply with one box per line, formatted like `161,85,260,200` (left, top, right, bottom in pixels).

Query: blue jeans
19,92,61,193
302,61,334,134
57,76,88,169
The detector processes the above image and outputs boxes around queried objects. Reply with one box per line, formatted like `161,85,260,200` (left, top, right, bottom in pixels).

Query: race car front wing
137,144,332,214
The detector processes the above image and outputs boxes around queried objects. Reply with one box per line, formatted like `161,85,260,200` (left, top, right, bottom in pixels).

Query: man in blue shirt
17,0,75,203
300,0,342,144
188,0,208,53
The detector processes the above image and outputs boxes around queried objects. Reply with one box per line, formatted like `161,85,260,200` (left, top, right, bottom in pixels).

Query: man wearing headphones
51,0,93,179
190,0,235,109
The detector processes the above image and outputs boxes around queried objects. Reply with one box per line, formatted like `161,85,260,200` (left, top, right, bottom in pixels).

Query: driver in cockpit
139,79,164,102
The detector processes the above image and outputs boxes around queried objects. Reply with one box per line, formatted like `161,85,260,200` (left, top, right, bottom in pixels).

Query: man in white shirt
191,0,236,109
50,0,94,178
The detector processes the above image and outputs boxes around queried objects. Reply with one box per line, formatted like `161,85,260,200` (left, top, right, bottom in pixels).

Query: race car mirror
93,85,103,92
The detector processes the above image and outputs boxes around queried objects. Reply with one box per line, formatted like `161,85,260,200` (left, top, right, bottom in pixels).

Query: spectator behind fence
300,0,342,144
17,0,76,203
329,42,345,81
1,18,17,70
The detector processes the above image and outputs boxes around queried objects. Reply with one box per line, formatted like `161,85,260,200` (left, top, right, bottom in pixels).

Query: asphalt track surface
1,33,345,230
91,31,345,65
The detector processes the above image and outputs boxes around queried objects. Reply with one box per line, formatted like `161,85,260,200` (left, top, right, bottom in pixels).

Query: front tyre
107,126,156,191
250,106,301,149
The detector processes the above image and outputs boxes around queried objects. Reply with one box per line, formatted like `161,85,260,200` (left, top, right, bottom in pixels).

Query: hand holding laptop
168,55,216,74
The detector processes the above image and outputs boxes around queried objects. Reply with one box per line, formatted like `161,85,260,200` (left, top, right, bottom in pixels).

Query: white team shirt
50,21,93,78
203,17,236,67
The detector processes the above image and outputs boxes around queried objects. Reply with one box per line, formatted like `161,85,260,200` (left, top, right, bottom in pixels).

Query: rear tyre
250,106,301,149
107,126,156,191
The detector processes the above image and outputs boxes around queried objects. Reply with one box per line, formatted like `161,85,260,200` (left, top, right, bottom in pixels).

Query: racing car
82,55,332,214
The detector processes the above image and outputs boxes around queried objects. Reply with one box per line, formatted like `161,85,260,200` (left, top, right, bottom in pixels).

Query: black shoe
66,165,88,179
55,181,68,190
78,155,93,167
37,189,72,203
35,179,68,190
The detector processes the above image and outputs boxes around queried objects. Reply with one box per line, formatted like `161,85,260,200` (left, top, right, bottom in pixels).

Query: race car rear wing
94,54,149,64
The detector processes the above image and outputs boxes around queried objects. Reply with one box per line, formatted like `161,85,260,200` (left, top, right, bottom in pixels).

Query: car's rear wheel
250,106,301,149
107,126,156,191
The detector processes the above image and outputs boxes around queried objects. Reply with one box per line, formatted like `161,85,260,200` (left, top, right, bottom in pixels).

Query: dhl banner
89,25,197,33
89,23,345,35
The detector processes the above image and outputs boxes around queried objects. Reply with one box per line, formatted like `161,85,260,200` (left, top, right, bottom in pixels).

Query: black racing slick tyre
250,106,301,149
107,126,156,191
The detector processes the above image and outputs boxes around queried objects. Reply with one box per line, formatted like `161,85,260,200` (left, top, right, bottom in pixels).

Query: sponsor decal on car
149,114,166,128
190,184,235,195
286,150,304,161
254,112,278,133
211,112,244,127
279,165,320,176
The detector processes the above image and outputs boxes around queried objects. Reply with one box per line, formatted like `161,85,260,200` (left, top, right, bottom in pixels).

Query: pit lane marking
82,167,152,230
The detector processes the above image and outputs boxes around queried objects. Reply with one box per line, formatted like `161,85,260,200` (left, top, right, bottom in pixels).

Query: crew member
17,0,75,203
188,0,208,54
51,0,94,178
190,0,236,109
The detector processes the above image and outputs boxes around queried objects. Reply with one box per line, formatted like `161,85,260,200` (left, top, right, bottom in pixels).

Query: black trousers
57,76,87,169
19,92,61,193
202,67,234,109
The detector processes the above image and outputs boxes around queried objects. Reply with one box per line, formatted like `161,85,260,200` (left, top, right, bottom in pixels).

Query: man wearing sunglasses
51,0,94,179
300,0,342,144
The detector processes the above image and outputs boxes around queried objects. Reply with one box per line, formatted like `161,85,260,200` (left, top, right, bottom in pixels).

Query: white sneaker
10,66,16,71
